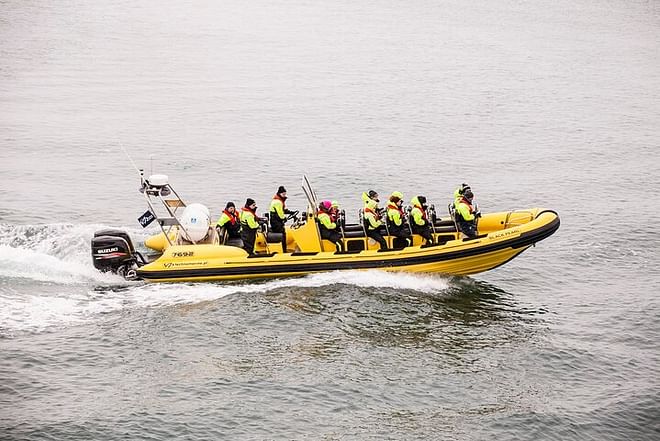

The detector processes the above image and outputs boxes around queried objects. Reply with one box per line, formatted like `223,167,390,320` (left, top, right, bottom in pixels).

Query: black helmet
277,185,286,195
418,196,427,205
459,183,471,195
368,190,379,202
225,201,235,210
463,189,474,200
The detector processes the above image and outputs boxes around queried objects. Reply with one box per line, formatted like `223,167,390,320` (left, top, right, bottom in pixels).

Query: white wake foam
0,245,123,284
0,222,451,334
1,270,450,334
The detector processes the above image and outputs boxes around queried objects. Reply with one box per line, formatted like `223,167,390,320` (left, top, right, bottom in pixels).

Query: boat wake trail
127,270,450,308
0,223,451,335
0,222,146,284
0,244,122,284
2,270,450,335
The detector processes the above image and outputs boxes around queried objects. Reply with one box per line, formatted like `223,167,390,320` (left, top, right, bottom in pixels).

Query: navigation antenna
119,140,142,177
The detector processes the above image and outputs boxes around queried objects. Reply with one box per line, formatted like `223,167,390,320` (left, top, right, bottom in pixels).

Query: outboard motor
91,229,143,280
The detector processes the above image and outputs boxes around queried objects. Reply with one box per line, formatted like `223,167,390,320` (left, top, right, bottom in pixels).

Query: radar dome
185,203,211,219
179,204,210,242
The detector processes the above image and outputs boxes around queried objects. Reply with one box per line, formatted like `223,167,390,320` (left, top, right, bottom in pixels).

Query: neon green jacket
455,198,475,222
361,191,378,208
364,209,382,230
318,211,336,230
217,211,238,227
453,187,464,208
386,202,404,226
410,197,427,226
240,208,259,230
269,196,285,220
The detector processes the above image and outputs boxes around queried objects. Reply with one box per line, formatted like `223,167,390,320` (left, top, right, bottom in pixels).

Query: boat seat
225,237,243,247
343,224,364,233
433,220,456,228
343,230,366,238
432,225,458,233
266,232,283,243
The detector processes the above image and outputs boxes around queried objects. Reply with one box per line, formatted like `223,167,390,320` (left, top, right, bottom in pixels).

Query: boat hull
135,209,559,282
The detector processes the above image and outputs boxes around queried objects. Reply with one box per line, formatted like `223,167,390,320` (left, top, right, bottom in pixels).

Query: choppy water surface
1,0,659,439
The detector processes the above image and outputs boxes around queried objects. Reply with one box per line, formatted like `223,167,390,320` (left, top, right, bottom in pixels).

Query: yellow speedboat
91,173,560,282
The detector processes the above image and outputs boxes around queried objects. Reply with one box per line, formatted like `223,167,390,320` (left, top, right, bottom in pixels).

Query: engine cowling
91,229,139,277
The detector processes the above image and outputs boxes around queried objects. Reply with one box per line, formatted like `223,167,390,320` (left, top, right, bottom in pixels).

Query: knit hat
277,186,287,194
245,198,256,207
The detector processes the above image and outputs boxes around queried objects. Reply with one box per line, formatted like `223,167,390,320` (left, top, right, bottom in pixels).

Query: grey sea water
1,0,659,439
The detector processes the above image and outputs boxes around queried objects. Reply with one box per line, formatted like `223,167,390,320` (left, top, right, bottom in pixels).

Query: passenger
240,198,261,255
453,183,471,210
454,188,481,239
362,189,386,217
386,191,412,247
216,201,242,246
269,185,294,252
363,199,388,250
318,200,344,252
330,200,340,221
410,196,434,246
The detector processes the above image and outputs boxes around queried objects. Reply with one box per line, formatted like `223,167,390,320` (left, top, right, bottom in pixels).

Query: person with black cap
410,195,434,246
240,198,261,255
453,183,471,210
269,185,294,252
361,189,386,216
454,186,480,239
216,201,242,247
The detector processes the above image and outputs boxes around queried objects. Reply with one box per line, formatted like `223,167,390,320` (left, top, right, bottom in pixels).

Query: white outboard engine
91,229,144,279
179,203,211,242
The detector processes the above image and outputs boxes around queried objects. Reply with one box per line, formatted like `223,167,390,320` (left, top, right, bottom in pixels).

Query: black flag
138,210,156,228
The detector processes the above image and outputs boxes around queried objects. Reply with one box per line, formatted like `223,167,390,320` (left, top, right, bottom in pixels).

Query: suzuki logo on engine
98,247,119,254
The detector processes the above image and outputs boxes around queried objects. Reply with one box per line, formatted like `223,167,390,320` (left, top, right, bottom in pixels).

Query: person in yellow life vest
318,200,344,252
454,188,480,239
330,200,340,222
240,198,262,255
386,191,412,247
410,196,434,246
453,183,471,210
363,198,387,250
269,186,294,252
216,201,242,246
